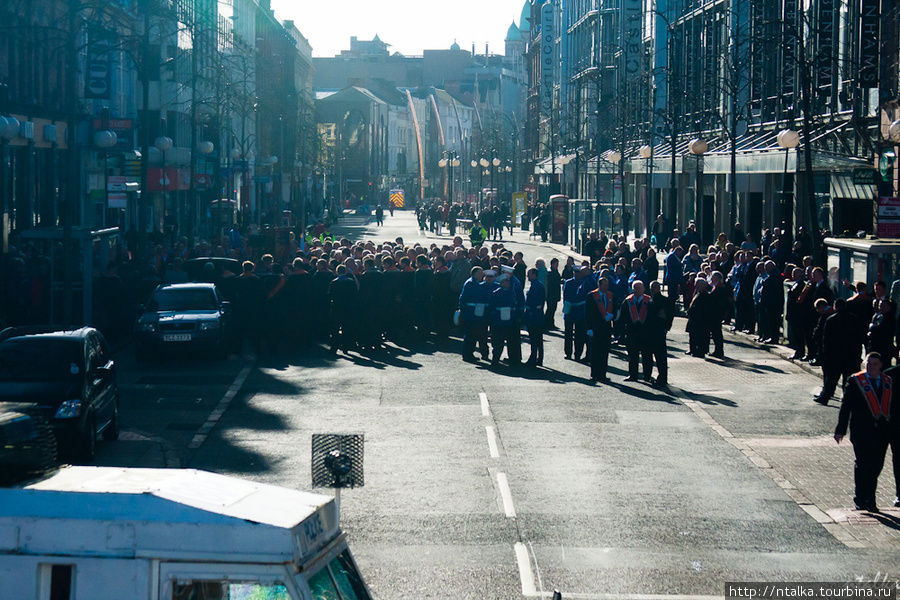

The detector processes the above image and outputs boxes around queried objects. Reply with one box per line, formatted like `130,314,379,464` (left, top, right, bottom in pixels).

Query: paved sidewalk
665,321,900,549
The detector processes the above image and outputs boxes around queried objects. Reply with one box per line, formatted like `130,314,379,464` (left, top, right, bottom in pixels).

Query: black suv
135,283,232,360
0,327,119,463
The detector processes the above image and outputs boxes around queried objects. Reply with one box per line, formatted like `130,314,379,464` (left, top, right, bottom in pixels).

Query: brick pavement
665,318,900,549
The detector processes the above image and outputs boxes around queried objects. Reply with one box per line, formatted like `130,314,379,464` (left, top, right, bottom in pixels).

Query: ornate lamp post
154,135,173,238
688,138,707,241
777,129,800,239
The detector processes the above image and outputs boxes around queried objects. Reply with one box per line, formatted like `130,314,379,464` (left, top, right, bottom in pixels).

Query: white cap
484,269,497,277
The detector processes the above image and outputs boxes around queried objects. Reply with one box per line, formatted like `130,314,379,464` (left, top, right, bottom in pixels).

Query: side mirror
220,300,231,312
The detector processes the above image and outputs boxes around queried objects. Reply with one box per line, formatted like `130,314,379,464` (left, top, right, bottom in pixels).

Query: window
172,581,291,600
306,551,370,600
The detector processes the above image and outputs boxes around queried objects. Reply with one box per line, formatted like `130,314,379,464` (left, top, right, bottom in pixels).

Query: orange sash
853,372,892,421
626,293,650,324
591,290,614,320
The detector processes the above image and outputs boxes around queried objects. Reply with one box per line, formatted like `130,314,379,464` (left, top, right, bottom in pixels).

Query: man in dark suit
815,299,863,405
619,280,654,382
586,277,615,382
880,354,900,507
834,352,892,512
647,281,674,386
708,271,730,358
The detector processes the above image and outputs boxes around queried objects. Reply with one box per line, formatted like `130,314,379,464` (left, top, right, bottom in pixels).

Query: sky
271,0,528,58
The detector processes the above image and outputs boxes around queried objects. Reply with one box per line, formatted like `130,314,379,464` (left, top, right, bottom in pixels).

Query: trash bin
522,214,530,231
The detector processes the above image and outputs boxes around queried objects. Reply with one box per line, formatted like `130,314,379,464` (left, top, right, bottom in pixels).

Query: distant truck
0,466,372,600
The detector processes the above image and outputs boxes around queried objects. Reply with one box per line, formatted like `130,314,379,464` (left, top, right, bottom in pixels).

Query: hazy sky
271,0,529,58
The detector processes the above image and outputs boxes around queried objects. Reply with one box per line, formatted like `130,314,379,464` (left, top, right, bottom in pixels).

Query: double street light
438,150,460,205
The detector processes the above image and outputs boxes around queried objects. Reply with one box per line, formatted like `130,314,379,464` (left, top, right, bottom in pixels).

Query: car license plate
163,334,192,342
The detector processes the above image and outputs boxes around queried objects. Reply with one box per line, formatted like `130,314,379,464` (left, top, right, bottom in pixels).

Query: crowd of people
2,205,897,510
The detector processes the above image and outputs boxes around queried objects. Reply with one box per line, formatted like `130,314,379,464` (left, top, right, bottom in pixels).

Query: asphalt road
99,211,900,599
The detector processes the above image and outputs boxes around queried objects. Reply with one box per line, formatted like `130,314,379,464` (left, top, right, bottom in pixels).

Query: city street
97,211,900,599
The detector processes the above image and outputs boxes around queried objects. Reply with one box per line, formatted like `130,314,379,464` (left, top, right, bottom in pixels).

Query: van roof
13,466,331,530
1,467,341,562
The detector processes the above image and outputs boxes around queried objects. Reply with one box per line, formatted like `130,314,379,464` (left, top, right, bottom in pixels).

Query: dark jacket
835,372,892,440
822,310,863,370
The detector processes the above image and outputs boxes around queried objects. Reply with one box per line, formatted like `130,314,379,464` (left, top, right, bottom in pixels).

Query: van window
172,581,290,599
307,551,370,600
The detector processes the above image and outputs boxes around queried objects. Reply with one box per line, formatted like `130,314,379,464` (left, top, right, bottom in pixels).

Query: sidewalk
665,320,900,550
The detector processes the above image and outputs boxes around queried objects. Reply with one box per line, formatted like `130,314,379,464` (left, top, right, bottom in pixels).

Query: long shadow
602,379,682,404
685,391,739,407
709,355,788,375
870,512,900,531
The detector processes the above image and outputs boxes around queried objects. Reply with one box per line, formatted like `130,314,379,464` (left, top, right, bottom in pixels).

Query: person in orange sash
586,277,615,382
834,352,892,512
880,354,900,507
618,281,653,382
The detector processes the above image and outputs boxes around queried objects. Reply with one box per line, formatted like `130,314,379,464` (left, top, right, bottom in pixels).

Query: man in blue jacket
523,268,546,367
563,266,592,361
490,274,522,366
458,267,491,362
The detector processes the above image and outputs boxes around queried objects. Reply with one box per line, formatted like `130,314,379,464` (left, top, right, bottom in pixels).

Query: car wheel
102,397,120,441
78,414,97,464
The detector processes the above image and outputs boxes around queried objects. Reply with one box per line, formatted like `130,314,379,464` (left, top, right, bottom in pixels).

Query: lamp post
490,151,500,209
439,150,460,205
94,129,118,226
479,157,489,211
606,150,623,235
197,141,214,238
559,153,572,198
0,117,18,225
154,135,173,239
639,145,652,236
688,138,707,242
777,129,800,240
470,159,478,209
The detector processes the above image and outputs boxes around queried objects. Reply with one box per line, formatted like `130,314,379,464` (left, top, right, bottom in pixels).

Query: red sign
877,197,900,238
148,167,190,191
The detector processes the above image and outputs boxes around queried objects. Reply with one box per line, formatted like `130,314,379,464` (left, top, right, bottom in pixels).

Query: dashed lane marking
480,392,491,416
486,425,500,458
497,472,516,517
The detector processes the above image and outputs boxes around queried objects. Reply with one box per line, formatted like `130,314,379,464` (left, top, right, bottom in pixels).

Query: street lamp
196,141,214,238
689,138,707,241
490,152,500,209
606,150,622,234
439,151,460,205
777,129,800,239
0,116,19,220
94,129,118,225
154,136,173,239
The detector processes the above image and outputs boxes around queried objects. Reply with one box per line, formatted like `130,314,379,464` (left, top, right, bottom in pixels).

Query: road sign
107,176,127,192
852,168,878,186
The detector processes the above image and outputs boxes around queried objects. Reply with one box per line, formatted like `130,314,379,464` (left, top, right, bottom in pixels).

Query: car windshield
151,288,218,311
0,338,83,382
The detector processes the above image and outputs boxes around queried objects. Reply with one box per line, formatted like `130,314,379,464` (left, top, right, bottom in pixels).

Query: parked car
0,327,119,463
0,403,58,485
134,283,233,360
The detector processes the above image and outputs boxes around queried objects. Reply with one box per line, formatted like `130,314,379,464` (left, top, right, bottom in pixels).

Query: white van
0,466,372,600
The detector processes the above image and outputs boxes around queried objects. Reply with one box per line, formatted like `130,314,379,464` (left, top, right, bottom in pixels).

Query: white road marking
514,542,537,596
480,392,490,416
187,363,253,450
486,426,500,458
497,472,516,517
